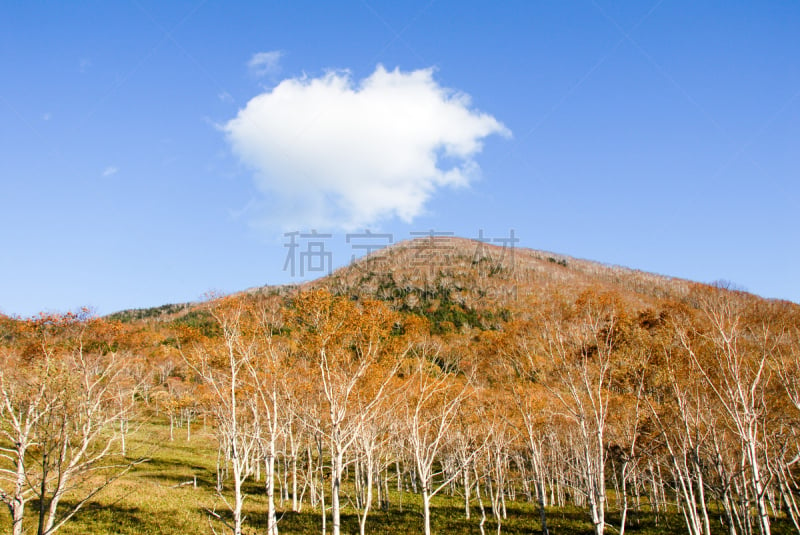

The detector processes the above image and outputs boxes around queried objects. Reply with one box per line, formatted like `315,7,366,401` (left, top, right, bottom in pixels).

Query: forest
1,238,799,535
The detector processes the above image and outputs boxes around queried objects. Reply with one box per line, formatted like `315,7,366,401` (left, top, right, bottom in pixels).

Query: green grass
1,422,797,534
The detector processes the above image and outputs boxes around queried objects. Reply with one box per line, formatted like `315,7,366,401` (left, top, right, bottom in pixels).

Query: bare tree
680,287,775,535
0,312,141,535
768,305,800,532
646,305,714,535
183,297,260,535
246,296,289,535
485,314,552,535
0,343,57,535
401,336,474,535
542,290,625,535
290,290,404,535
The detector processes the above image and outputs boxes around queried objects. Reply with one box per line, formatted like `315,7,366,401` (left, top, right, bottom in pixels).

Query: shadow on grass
184,499,754,535
133,456,217,487
42,500,177,535
215,500,585,535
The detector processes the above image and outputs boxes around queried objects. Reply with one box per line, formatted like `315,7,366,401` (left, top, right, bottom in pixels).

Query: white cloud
102,166,118,177
224,65,510,229
247,51,283,78
41,112,51,121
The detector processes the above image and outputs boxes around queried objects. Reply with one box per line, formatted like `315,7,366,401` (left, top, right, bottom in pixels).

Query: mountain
20,236,799,535
105,236,718,331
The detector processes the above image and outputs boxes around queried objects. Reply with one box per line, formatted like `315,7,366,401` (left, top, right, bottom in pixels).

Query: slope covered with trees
1,237,799,535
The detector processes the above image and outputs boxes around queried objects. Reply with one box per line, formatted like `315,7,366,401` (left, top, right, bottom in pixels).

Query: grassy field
1,421,795,534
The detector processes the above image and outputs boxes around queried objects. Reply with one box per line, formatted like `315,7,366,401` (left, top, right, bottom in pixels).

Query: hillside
108,236,697,329
318,235,692,302
3,236,800,535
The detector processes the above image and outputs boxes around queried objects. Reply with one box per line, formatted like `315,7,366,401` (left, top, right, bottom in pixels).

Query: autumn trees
182,297,263,535
3,276,799,535
400,334,474,535
289,289,410,535
0,311,141,535
478,283,800,535
184,290,415,535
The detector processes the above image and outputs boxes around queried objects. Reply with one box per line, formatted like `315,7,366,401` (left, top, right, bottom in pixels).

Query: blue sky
2,1,798,317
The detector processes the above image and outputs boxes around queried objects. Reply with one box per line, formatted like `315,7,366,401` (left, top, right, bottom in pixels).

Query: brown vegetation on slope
2,238,798,535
